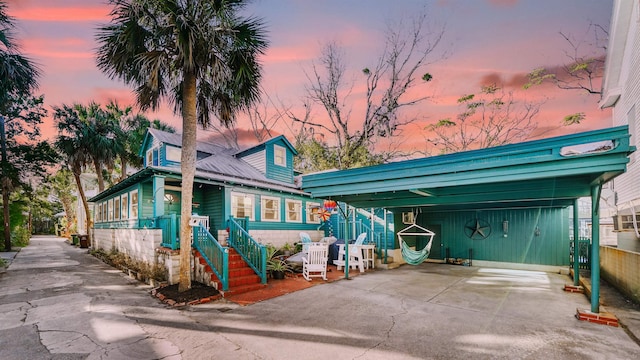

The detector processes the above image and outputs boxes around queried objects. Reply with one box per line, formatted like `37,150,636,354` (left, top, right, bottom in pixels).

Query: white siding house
600,0,640,251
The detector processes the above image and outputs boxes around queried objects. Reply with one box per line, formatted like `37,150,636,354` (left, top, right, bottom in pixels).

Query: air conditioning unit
612,215,622,231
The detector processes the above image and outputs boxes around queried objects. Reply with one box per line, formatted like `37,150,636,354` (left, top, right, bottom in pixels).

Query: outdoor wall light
535,226,541,237
502,219,509,237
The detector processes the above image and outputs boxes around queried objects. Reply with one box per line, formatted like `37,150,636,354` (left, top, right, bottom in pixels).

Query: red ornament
319,208,331,222
323,199,337,212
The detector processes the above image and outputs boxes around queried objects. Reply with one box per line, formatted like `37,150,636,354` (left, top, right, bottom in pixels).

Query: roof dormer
236,136,297,184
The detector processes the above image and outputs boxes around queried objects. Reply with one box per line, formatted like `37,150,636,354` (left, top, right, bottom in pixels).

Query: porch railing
193,224,229,291
228,217,267,284
570,237,591,270
191,214,210,230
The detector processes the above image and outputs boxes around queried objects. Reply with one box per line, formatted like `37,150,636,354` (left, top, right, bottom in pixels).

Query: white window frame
306,202,321,224
231,192,255,220
108,199,113,221
261,196,281,222
146,148,153,167
286,199,302,223
130,190,139,219
114,197,121,220
121,193,128,220
166,145,182,162
274,144,286,167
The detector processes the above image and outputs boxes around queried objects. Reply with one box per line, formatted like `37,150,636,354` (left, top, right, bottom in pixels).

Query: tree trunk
72,169,92,244
93,158,105,192
178,71,198,292
2,181,9,251
1,115,11,251
59,192,75,236
120,154,128,182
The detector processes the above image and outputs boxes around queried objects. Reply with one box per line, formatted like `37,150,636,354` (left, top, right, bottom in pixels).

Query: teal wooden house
89,128,324,290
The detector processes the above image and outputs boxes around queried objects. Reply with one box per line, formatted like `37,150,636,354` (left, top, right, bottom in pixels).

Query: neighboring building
89,128,323,284
76,173,97,236
600,0,640,252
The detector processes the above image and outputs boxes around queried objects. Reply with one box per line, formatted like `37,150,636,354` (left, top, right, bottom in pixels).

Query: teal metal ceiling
301,126,635,211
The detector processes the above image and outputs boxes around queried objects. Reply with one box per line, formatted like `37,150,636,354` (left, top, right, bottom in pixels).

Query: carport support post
590,184,602,313
344,206,350,279
573,199,580,286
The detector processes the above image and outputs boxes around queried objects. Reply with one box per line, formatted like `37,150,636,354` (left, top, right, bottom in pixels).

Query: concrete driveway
1,235,638,359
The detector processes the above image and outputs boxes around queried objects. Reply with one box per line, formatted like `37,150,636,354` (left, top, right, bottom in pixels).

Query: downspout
591,183,602,313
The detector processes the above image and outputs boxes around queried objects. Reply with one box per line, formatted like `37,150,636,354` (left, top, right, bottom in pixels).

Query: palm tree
49,167,77,237
77,102,122,192
96,0,268,291
118,109,176,181
1,1,41,251
53,104,94,244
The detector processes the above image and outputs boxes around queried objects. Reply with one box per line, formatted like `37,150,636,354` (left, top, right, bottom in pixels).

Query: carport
302,126,635,313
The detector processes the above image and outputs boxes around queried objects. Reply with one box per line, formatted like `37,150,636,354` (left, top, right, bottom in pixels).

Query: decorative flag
323,199,337,212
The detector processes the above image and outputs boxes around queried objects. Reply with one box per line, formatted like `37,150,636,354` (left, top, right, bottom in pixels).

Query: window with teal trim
108,199,113,221
130,190,139,219
261,196,281,222
114,197,121,220
232,192,254,220
306,202,321,224
121,193,129,219
274,145,286,167
286,199,302,223
166,145,181,163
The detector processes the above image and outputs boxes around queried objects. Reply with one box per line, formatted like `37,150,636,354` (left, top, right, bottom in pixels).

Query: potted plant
267,258,291,279
281,242,294,257
266,244,290,279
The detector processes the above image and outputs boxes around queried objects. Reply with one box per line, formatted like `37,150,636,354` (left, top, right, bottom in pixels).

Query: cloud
92,88,136,108
10,5,109,22
478,71,538,89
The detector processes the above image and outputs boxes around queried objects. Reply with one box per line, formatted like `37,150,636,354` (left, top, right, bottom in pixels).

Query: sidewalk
573,269,640,344
0,249,19,268
1,235,639,359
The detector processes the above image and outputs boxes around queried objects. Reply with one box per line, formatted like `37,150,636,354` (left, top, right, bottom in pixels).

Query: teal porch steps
193,248,265,297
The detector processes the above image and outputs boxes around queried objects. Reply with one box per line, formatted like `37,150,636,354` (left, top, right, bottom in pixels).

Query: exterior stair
376,255,401,269
193,248,265,297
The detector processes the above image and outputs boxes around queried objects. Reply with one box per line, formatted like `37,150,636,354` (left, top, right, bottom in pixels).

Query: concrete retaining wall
92,228,184,285
216,229,324,248
600,245,640,304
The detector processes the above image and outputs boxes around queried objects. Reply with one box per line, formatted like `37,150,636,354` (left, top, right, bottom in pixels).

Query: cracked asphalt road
1,235,639,359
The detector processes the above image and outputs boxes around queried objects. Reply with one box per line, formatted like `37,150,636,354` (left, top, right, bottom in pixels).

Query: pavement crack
426,277,464,303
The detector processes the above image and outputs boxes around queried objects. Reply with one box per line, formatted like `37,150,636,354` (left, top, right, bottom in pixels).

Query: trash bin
79,234,89,248
71,234,79,246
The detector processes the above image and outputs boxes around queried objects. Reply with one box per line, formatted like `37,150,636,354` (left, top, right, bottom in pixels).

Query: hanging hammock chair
397,222,435,265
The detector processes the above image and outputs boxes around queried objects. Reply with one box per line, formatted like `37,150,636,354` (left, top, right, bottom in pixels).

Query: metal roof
301,126,635,211
146,128,232,155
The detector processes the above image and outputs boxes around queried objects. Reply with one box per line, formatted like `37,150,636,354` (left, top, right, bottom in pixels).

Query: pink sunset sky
7,0,613,155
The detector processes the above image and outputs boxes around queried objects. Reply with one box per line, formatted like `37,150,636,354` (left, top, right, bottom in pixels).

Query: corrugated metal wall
397,207,570,266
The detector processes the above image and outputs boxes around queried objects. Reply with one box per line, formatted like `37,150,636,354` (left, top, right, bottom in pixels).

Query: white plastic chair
302,242,329,281
299,232,313,253
334,233,367,273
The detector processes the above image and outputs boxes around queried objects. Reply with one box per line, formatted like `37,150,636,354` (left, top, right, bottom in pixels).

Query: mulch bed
152,281,221,306
151,265,366,307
